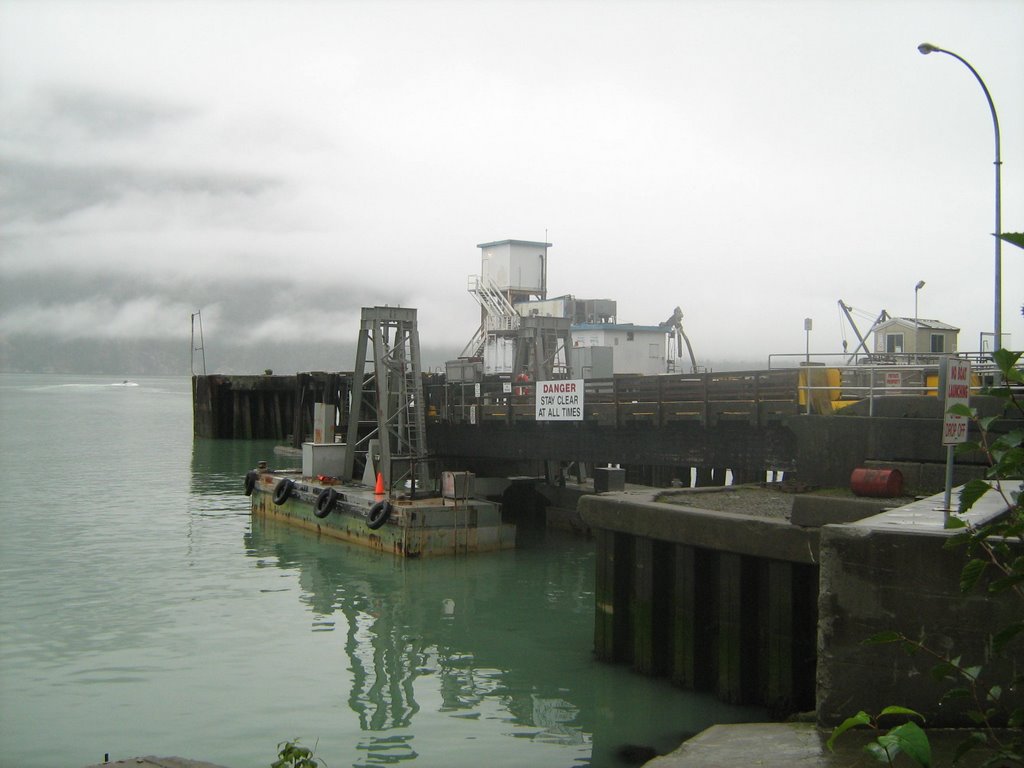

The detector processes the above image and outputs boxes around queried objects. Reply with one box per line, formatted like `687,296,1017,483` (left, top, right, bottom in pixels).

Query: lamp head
916,280,926,291
918,43,940,55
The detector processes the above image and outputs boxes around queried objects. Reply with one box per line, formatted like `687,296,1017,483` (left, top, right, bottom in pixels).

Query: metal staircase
460,274,521,358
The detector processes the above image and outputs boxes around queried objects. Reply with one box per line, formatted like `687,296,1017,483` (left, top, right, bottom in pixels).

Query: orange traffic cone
374,472,385,495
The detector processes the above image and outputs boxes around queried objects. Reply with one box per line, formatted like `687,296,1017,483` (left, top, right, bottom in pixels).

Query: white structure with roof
460,238,683,378
873,317,960,356
572,323,667,376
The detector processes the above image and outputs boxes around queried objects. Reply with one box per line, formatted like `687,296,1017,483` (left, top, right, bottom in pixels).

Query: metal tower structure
343,306,430,494
512,316,573,381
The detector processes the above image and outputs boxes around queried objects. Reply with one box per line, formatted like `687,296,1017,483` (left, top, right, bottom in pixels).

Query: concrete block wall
816,488,1023,727
580,484,1023,728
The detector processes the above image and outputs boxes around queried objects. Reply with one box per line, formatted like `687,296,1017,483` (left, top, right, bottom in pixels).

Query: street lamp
914,280,925,359
918,42,1002,352
804,318,813,414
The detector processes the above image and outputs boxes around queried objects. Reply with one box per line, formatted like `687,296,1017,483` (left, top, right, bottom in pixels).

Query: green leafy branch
271,739,326,768
863,630,1022,764
831,349,1023,766
827,706,931,767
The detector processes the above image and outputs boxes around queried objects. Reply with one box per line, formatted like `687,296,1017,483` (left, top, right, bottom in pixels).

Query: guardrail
432,369,804,428
430,353,1023,426
772,352,1017,417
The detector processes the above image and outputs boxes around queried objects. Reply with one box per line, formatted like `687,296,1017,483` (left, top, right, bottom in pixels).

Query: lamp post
914,280,925,357
804,318,812,414
918,43,1002,352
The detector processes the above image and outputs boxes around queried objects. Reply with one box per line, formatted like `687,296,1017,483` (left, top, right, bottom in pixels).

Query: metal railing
769,352,1018,417
427,352,1022,426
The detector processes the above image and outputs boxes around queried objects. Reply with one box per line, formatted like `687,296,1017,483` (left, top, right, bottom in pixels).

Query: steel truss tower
343,306,429,494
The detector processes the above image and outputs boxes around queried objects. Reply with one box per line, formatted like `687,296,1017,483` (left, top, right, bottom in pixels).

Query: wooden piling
762,560,795,711
716,552,757,704
632,536,655,672
670,544,697,687
593,528,618,661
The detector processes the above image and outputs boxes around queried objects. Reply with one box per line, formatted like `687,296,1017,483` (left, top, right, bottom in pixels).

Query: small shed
571,322,667,375
873,317,959,356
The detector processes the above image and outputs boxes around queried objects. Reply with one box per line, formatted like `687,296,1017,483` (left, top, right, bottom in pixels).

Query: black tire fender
272,478,295,506
367,500,392,530
244,470,258,496
314,487,339,518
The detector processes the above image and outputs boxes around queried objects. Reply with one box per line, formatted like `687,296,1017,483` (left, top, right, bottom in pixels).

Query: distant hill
0,334,454,376
0,334,770,376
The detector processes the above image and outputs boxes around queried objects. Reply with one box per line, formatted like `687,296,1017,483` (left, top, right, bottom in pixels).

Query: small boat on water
243,306,516,557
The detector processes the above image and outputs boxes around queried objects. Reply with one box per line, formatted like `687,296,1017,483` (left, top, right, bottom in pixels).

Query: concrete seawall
579,482,1023,727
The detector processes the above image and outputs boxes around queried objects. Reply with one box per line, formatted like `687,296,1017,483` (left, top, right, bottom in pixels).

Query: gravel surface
655,486,796,520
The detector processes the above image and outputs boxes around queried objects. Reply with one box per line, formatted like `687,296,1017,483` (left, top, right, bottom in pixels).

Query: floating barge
246,468,514,558
243,306,516,557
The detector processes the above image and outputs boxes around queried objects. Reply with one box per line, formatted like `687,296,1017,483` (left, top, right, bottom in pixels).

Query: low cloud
0,296,196,340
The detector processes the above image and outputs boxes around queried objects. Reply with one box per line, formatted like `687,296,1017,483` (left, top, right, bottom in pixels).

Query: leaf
998,232,1024,250
947,403,974,418
958,480,992,515
993,347,1024,382
864,631,903,645
960,558,988,593
977,415,1001,432
992,429,1024,449
827,711,872,751
931,661,959,682
864,741,896,763
967,709,988,725
955,440,982,456
879,705,925,721
887,721,932,767
945,515,967,530
962,665,983,682
940,687,971,703
953,731,987,763
993,622,1024,654
943,529,972,549
989,573,1024,594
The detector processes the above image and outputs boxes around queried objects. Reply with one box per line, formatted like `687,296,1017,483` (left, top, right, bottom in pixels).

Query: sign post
941,357,972,521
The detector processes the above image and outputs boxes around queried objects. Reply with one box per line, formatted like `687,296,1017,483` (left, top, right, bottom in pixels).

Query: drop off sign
942,358,971,446
536,379,584,421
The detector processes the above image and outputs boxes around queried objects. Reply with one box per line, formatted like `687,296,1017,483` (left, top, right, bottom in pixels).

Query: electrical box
442,471,475,499
302,443,346,479
593,466,625,492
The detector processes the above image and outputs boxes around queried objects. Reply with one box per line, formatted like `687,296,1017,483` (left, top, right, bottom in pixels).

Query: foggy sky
1,0,1022,373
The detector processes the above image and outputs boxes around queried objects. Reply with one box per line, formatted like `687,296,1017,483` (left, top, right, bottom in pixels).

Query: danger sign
535,379,584,421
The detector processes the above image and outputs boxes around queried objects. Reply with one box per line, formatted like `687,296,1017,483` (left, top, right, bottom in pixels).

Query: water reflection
243,513,762,767
245,515,595,760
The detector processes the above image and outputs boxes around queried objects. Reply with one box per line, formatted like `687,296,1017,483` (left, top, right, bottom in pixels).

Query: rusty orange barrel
850,467,904,498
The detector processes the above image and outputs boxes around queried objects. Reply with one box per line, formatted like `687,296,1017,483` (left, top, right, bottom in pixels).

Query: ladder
343,307,430,494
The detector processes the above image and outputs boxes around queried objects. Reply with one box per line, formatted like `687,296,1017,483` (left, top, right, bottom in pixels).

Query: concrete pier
580,482,1024,727
584,487,820,713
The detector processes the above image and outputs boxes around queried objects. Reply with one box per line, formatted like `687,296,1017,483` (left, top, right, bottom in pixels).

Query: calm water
0,374,761,768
